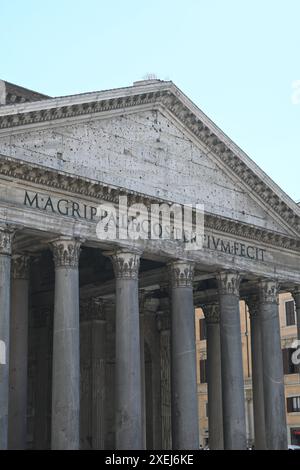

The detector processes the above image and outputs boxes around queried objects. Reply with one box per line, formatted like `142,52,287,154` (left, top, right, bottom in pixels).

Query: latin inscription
24,190,267,261
24,190,98,221
204,234,266,261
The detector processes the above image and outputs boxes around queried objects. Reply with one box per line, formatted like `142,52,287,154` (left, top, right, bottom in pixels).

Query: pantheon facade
0,78,299,450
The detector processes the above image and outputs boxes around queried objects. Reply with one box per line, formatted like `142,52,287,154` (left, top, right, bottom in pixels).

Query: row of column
1,223,298,450
0,228,200,450
202,274,294,450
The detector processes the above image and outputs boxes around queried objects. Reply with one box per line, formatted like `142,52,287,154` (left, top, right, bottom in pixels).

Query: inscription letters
24,190,266,261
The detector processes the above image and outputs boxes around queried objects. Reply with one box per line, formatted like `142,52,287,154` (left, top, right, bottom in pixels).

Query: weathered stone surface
259,281,287,450
0,252,11,449
246,295,267,449
202,303,223,449
169,262,199,450
8,256,30,449
51,239,81,450
110,250,143,450
217,272,247,450
0,110,293,235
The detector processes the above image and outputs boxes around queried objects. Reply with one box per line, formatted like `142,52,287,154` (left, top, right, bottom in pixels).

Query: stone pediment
0,80,299,238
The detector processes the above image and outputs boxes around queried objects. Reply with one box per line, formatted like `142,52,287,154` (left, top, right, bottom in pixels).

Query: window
200,359,207,383
287,396,300,413
199,318,207,341
291,428,300,446
282,348,298,374
285,300,296,326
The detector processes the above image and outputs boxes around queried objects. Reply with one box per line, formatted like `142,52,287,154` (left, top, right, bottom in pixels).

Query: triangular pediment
0,80,299,238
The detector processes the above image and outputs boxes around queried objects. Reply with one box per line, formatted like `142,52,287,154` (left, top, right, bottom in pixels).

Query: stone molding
0,85,299,235
0,225,14,255
0,155,299,252
259,279,279,304
12,254,30,279
109,250,141,280
51,237,81,268
201,302,220,324
217,271,241,296
169,260,194,288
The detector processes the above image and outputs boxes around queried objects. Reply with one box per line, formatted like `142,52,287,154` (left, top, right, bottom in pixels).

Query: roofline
0,79,299,232
0,80,173,115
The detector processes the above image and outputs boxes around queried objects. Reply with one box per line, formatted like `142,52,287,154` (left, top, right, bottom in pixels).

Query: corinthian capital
169,260,194,288
0,226,15,255
245,294,260,318
259,279,279,304
51,237,81,268
12,254,30,279
110,250,141,280
217,271,241,296
201,302,220,324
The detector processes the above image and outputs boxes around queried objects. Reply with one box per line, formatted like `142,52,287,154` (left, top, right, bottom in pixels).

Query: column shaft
79,311,92,449
158,313,172,450
33,307,52,449
259,280,287,449
8,255,30,449
51,238,81,450
139,310,147,449
170,261,199,450
0,227,13,450
202,303,223,449
91,307,106,450
246,295,266,449
217,272,246,450
111,251,142,450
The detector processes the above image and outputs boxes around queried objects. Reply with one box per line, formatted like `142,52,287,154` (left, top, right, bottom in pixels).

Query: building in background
196,293,300,448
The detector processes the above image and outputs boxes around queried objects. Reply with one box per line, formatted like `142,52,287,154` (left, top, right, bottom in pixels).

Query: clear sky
1,0,300,201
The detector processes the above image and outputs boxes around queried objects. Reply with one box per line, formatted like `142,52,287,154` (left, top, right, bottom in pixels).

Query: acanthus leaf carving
169,260,194,288
259,279,279,304
217,271,241,296
51,237,81,268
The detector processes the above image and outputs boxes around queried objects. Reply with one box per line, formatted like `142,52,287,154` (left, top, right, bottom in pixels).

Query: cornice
0,84,298,236
204,213,300,251
0,155,299,253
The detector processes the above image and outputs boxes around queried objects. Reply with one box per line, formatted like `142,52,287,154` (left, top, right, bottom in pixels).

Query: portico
0,79,299,450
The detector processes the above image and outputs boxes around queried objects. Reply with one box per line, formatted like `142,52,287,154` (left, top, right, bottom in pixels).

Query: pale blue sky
1,0,300,201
